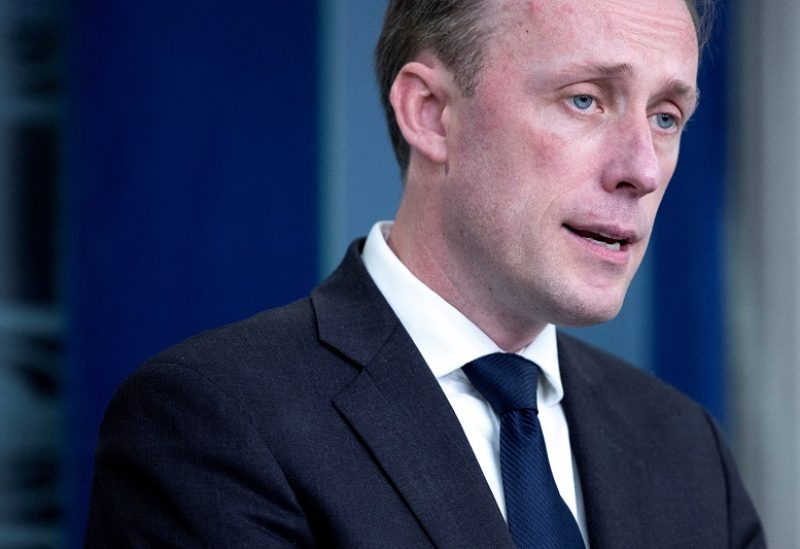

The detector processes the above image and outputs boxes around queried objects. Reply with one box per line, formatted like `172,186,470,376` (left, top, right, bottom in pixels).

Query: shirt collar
361,221,564,407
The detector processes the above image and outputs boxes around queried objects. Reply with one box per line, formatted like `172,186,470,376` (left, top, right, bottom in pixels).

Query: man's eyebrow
657,79,700,117
557,62,700,111
558,62,635,78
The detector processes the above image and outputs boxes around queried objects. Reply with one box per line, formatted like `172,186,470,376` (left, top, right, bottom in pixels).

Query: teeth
583,236,621,251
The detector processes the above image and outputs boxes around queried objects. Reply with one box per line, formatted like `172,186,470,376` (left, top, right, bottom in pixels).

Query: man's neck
387,218,546,352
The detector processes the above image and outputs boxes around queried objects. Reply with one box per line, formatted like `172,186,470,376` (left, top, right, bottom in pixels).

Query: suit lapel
558,335,651,549
313,242,514,549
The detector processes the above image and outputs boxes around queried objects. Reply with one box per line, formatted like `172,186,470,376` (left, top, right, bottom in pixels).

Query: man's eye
571,95,594,110
655,113,677,130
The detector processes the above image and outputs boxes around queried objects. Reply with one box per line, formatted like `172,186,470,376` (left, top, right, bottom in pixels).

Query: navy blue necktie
463,353,585,549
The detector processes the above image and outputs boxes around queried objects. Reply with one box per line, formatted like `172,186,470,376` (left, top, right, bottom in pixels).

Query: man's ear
389,59,452,166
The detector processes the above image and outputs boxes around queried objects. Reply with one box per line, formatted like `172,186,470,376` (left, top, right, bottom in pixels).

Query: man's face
440,0,699,328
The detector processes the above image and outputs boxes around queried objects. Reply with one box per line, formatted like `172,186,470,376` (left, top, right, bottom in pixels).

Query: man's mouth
564,225,631,252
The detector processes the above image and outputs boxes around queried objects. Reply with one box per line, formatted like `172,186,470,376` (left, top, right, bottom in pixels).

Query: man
86,0,765,547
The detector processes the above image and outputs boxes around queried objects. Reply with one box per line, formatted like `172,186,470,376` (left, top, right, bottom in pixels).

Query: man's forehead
495,0,696,43
490,0,699,80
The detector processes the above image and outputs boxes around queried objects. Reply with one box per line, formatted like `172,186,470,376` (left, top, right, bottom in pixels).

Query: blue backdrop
64,2,318,544
651,11,729,425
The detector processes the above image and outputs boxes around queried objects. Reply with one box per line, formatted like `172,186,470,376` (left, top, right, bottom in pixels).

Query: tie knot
462,352,540,416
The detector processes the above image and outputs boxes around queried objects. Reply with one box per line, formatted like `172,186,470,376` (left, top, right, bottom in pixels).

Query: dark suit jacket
86,241,765,548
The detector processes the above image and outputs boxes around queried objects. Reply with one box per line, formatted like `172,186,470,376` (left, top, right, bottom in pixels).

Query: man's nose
600,116,661,196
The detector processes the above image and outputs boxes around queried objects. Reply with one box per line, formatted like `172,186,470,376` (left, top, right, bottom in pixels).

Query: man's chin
546,294,626,328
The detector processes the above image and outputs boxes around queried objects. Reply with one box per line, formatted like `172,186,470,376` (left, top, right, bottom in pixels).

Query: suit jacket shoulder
86,242,514,548
557,332,765,548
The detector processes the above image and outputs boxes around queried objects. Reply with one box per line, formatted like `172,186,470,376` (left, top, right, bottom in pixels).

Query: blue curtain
63,2,318,544
652,2,729,425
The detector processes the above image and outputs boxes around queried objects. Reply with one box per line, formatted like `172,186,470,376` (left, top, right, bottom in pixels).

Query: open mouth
565,225,629,252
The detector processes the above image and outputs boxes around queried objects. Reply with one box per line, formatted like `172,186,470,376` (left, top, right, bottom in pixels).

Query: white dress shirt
361,221,589,546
